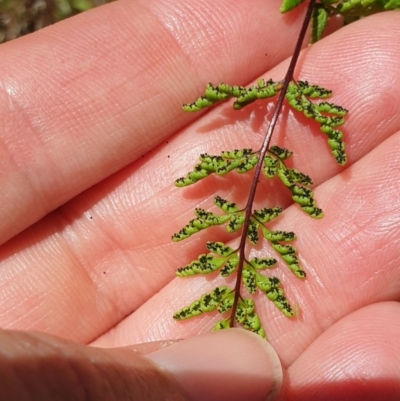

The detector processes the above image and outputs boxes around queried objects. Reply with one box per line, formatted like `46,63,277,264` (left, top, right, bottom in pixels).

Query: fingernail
146,328,283,401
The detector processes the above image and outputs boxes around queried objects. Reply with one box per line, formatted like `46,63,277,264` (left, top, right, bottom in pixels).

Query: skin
0,0,400,399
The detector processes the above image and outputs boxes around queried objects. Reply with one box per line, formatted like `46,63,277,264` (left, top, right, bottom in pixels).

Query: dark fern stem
228,0,317,328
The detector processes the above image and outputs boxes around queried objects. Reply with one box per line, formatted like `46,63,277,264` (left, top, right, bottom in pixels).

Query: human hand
0,328,283,401
0,0,399,400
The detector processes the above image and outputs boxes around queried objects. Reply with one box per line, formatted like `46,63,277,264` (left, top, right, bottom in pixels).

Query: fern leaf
311,5,329,43
206,241,234,256
287,81,348,165
249,257,277,270
253,206,283,223
280,0,306,12
220,255,239,277
242,265,257,294
173,286,230,320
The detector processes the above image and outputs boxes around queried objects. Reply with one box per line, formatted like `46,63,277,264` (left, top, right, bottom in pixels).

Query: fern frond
172,0,352,338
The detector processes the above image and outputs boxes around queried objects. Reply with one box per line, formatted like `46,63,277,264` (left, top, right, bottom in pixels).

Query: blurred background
0,0,116,43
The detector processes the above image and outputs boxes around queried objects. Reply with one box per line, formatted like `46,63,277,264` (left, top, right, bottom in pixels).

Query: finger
0,328,283,401
281,302,400,401
147,328,283,401
0,330,186,401
0,0,305,245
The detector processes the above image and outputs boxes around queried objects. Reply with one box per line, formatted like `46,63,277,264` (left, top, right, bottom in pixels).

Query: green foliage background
0,0,116,43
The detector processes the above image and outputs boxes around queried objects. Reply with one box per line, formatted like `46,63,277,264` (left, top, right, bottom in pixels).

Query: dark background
0,0,116,43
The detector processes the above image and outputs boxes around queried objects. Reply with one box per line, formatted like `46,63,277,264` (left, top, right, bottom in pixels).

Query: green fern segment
244,264,295,317
311,5,329,43
337,0,400,12
247,219,259,245
243,265,257,294
214,196,240,213
255,274,281,293
384,0,400,8
220,255,239,277
286,81,347,165
183,80,283,112
270,145,293,160
236,299,266,338
294,80,332,98
206,241,234,256
280,0,306,12
262,148,324,218
254,221,305,278
266,288,294,317
171,214,229,242
249,257,278,270
277,167,312,187
253,206,283,223
214,299,266,338
171,196,246,241
176,253,225,276
173,286,231,320
262,229,296,242
175,243,240,278
213,319,231,330
263,155,279,178
271,241,305,278
174,150,259,187
217,292,235,313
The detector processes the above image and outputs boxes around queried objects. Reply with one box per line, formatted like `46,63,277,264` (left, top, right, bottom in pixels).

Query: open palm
1,0,399,399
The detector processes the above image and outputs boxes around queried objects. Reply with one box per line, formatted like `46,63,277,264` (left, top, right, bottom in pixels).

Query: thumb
0,328,283,401
0,329,186,401
147,328,283,401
